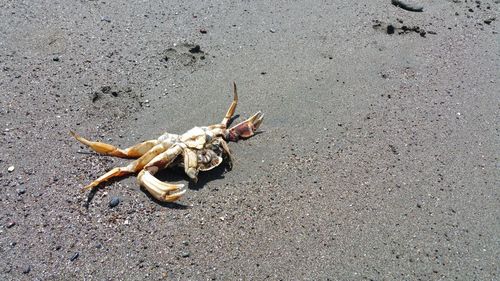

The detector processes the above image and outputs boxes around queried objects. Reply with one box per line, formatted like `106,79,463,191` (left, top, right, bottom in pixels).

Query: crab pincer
226,111,264,142
137,170,186,202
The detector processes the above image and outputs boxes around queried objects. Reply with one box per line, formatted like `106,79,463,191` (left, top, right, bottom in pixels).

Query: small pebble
8,166,14,172
109,197,120,208
22,265,30,274
6,221,16,228
53,56,60,62
70,252,79,261
181,251,190,258
199,29,207,34
387,25,395,34
16,187,26,195
182,240,189,246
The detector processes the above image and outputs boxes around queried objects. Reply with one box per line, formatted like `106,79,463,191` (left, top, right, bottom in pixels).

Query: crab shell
176,126,228,178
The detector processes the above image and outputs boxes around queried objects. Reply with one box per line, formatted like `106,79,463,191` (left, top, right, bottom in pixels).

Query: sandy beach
1,0,498,279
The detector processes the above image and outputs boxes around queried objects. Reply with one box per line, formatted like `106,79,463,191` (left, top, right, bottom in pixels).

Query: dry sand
1,0,498,280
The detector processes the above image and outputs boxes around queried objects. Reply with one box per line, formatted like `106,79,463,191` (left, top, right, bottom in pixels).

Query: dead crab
71,82,263,202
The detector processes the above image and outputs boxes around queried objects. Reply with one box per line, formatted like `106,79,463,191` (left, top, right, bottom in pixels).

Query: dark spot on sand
189,45,202,53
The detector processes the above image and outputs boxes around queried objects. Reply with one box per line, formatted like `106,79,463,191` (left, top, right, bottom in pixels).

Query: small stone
181,251,190,258
7,166,14,172
269,29,276,33
182,240,189,246
109,197,120,208
53,56,60,62
16,187,26,195
199,29,207,34
22,265,30,274
6,221,15,228
387,25,395,34
70,252,79,261
484,17,495,25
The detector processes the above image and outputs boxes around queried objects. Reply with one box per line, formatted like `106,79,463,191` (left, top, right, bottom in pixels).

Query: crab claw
227,111,264,142
137,170,186,202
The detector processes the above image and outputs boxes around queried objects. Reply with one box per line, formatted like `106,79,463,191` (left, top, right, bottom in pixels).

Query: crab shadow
84,162,230,209
143,162,231,207
155,161,231,191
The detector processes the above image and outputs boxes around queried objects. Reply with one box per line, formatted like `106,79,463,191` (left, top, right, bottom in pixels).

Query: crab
70,82,263,202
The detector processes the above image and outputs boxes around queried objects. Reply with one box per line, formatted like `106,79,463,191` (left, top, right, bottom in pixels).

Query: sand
1,0,498,280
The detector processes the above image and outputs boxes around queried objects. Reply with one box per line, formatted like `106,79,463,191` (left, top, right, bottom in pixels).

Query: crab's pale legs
137,144,186,202
70,131,159,158
82,144,169,190
221,82,238,127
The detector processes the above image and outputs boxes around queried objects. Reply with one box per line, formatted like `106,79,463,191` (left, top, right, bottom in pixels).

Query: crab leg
184,148,199,182
82,143,169,190
221,82,238,127
226,111,264,142
219,139,233,168
70,131,159,159
137,144,186,202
